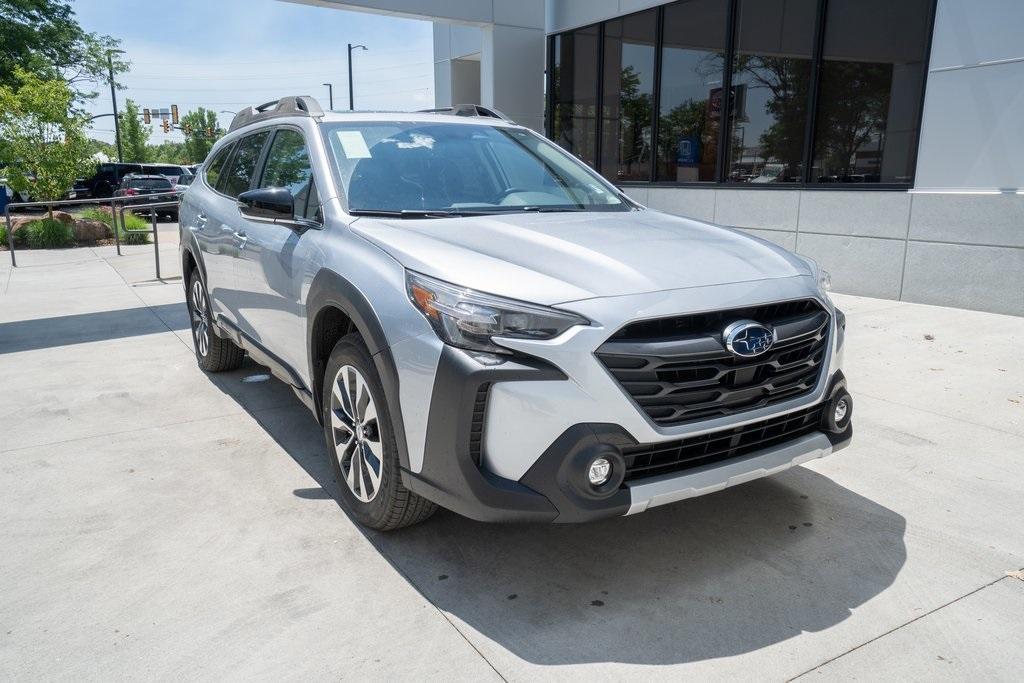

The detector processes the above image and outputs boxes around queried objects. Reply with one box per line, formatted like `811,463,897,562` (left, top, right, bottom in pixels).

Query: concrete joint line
788,575,1013,681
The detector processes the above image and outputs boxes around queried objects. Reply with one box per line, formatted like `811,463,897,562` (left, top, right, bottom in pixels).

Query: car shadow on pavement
0,304,189,354
215,363,908,667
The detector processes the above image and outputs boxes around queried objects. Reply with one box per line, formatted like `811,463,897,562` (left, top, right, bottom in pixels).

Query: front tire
322,334,436,530
187,269,244,372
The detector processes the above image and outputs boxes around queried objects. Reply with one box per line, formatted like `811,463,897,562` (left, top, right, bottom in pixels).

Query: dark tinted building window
656,0,728,182
259,129,314,220
600,9,657,181
221,131,269,198
811,0,931,184
727,0,816,183
546,0,934,187
204,144,233,189
551,26,600,166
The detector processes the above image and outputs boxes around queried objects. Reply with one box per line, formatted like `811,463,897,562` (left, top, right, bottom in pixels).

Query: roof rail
417,104,513,123
229,96,324,132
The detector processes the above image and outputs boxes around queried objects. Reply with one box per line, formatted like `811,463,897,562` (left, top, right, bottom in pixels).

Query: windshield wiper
517,206,587,213
349,209,487,219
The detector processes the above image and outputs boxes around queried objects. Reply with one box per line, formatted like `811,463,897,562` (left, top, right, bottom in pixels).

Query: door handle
233,230,248,250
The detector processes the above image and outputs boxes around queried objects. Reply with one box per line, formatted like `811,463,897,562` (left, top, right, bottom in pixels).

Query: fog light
587,457,612,486
833,397,849,424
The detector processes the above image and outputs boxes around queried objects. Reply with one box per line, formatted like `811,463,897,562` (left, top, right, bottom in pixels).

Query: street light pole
106,49,125,162
347,43,367,111
322,83,334,110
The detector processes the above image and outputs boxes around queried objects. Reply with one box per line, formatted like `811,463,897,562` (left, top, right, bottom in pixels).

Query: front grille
469,383,491,466
622,403,825,481
597,299,829,426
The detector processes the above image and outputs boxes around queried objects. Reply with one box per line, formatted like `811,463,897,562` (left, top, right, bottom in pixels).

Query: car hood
350,209,813,305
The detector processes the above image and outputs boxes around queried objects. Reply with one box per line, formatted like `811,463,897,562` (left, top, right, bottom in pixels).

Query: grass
24,218,75,249
81,207,151,245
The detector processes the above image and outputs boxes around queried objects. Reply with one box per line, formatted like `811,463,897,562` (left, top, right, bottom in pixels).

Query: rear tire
322,334,436,530
187,269,244,372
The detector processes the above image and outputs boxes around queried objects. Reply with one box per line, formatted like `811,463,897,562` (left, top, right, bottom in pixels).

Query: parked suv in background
71,163,194,200
114,174,179,220
179,97,852,530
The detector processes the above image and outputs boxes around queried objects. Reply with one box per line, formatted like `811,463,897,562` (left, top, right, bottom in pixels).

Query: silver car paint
181,111,843,514
348,210,814,306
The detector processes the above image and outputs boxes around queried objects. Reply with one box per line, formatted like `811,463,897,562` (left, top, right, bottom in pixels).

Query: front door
233,128,322,377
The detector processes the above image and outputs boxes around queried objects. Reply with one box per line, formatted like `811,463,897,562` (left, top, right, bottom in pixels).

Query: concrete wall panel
901,242,1024,316
714,190,800,231
645,188,716,221
798,192,911,239
796,234,906,300
909,193,1024,248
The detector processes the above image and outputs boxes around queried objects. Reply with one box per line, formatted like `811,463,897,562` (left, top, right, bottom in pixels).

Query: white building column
282,0,546,131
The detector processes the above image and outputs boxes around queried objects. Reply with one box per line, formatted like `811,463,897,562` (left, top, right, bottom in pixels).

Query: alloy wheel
330,364,384,503
190,278,210,357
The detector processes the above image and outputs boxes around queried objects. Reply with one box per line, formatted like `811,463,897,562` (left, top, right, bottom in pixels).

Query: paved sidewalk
1,245,1022,680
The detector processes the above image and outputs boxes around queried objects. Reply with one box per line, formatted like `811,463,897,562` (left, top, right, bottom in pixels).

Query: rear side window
259,129,317,220
204,144,233,189
132,178,172,190
221,131,270,198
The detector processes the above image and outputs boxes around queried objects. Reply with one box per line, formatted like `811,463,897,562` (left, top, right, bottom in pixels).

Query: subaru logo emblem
723,320,777,358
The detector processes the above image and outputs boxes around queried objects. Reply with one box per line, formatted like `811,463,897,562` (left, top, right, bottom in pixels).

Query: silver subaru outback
180,97,852,531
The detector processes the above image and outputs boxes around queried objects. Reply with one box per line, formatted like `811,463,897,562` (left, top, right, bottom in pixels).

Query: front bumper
400,345,852,524
397,276,851,523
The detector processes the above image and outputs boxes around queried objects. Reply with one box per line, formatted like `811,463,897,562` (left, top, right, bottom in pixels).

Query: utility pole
322,83,334,110
106,49,126,162
347,43,367,111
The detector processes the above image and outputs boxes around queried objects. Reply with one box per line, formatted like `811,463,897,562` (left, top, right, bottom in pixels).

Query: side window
259,129,317,221
204,144,233,190
220,131,270,198
304,182,321,221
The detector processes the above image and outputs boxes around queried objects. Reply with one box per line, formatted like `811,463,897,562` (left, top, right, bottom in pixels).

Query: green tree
0,0,128,105
181,108,224,163
148,140,188,164
86,137,117,161
0,68,90,218
119,99,150,162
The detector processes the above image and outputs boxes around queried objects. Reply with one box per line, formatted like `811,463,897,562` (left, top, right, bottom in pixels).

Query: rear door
233,126,322,374
212,130,273,326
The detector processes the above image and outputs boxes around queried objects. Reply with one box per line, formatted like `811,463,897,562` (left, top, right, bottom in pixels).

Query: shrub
0,224,6,247
81,206,151,244
25,218,75,248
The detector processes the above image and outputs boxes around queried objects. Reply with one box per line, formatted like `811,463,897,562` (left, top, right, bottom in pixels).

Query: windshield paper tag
337,131,371,159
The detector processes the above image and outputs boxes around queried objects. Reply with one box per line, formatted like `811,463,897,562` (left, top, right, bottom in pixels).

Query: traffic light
143,108,151,124
183,123,193,136
162,119,170,133
171,104,179,124
205,127,213,138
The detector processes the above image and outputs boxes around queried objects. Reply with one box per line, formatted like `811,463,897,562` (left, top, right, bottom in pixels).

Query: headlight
406,271,589,355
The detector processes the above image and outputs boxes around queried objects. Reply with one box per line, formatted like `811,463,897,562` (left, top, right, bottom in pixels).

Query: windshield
323,122,630,215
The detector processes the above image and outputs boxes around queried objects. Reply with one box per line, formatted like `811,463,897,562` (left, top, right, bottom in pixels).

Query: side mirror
238,187,293,221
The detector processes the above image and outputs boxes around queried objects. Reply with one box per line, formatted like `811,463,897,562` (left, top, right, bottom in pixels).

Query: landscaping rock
72,219,111,243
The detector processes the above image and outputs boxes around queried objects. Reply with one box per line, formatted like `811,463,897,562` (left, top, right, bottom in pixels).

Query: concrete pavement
1,242,1022,680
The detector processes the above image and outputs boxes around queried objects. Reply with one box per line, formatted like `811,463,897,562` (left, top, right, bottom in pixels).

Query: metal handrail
4,192,183,275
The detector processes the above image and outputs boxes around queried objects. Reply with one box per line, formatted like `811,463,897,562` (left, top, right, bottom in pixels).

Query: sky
72,0,435,145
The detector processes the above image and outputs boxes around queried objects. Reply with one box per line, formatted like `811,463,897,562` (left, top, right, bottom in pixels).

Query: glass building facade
547,0,936,187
